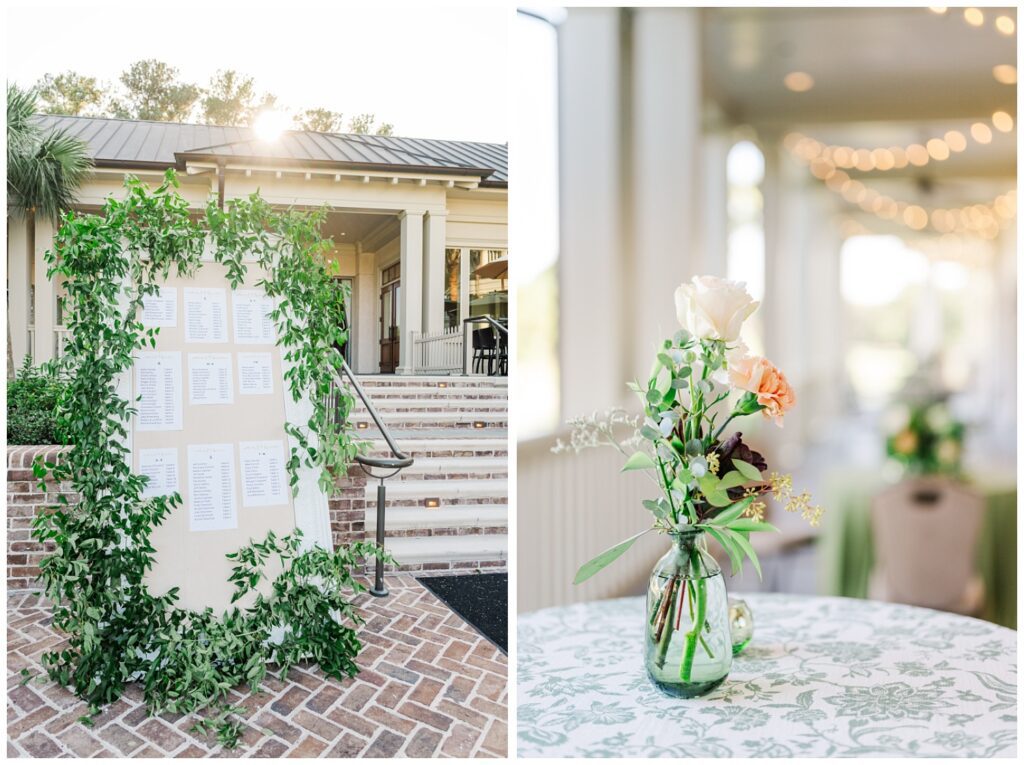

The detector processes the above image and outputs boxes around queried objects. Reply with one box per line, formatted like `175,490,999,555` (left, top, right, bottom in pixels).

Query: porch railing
409,326,463,374
326,355,413,598
407,317,509,376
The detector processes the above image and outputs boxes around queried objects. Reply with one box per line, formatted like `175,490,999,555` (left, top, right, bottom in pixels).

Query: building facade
7,115,508,375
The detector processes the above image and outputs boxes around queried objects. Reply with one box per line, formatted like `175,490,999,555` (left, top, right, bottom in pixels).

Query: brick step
355,375,507,389
386,457,508,481
367,504,507,531
352,399,508,413
363,438,508,459
365,478,507,505
350,412,508,429
349,386,509,400
382,534,508,570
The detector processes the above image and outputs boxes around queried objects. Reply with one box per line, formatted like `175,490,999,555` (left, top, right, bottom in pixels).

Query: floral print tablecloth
517,594,1016,758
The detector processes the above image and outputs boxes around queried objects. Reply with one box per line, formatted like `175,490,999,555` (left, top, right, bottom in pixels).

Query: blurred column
33,216,56,364
7,216,31,369
992,221,1016,453
695,108,731,278
558,8,631,415
627,7,704,379
762,139,812,465
802,189,844,434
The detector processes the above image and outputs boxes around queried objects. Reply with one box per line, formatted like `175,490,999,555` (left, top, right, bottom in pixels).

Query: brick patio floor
7,575,507,758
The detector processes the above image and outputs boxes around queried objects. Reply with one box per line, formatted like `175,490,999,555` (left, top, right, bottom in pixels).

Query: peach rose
728,354,796,426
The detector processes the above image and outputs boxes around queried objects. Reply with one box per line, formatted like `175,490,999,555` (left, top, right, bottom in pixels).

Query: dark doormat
418,573,507,654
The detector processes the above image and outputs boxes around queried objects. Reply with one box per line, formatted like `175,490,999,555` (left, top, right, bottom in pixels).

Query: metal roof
35,115,508,186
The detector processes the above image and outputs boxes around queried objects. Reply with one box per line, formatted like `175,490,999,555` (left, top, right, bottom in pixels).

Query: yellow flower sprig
767,471,825,526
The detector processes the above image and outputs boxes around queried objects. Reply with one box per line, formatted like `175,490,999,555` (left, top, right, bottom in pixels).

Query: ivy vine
29,170,388,749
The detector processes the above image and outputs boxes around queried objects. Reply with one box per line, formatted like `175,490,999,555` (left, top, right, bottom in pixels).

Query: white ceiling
702,5,1016,224
703,7,1017,126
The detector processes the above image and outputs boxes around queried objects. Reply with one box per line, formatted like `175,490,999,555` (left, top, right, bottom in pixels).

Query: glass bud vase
644,529,732,697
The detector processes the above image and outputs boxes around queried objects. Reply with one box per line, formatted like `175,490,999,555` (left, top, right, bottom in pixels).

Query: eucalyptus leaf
574,529,653,584
720,527,763,580
731,458,763,481
726,518,780,533
621,451,656,472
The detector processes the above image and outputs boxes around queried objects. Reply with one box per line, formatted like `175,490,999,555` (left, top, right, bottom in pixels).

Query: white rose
674,276,759,342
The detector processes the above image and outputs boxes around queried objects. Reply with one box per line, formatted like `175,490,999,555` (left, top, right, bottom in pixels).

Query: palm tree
7,83,91,376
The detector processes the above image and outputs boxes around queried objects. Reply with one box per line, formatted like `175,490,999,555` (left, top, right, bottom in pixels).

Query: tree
347,113,394,136
35,72,105,116
295,108,344,133
109,60,200,122
6,83,91,376
7,84,92,222
201,70,275,127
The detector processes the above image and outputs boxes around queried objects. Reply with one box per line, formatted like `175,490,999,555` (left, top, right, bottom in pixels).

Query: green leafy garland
29,170,387,748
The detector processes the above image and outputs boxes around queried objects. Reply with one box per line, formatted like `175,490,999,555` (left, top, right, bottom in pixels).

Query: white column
695,127,731,277
459,247,471,325
32,216,56,364
422,210,447,335
7,216,31,369
558,8,630,416
762,139,811,465
628,7,704,379
396,209,424,374
355,249,377,374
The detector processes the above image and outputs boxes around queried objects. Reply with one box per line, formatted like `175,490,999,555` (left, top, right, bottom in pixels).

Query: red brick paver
7,576,507,758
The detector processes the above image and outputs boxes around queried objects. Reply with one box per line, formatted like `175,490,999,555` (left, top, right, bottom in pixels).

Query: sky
4,1,509,143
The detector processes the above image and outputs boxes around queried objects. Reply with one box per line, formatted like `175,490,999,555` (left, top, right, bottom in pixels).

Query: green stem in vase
686,576,716,659
680,549,707,681
659,577,675,667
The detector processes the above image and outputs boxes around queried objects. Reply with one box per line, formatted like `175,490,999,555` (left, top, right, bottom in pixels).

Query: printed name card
138,448,180,498
188,444,238,532
136,352,183,431
232,290,277,345
141,287,177,328
237,352,274,395
183,287,229,344
239,440,289,508
188,353,234,405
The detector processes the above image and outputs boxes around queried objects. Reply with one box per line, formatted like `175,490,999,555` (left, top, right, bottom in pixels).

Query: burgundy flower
714,432,767,499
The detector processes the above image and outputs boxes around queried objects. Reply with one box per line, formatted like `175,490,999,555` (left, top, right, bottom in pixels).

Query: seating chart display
130,262,301,611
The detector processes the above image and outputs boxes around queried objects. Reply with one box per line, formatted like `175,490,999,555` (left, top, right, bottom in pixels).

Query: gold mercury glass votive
729,597,754,655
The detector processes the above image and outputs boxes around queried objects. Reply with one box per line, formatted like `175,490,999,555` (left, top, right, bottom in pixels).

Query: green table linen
819,469,1016,629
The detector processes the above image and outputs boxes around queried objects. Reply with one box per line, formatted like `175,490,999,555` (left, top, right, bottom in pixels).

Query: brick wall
7,446,72,591
6,445,373,592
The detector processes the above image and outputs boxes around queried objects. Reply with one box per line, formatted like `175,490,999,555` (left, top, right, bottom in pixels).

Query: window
444,248,462,330
726,139,766,355
838,235,996,414
469,249,508,322
517,8,561,438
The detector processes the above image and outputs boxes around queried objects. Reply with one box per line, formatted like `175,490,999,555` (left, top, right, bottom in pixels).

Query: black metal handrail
462,315,508,375
330,355,413,597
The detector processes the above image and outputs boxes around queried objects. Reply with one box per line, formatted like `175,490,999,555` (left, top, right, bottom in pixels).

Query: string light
928,5,1016,36
970,122,992,143
784,71,815,92
995,16,1015,35
963,7,984,27
785,111,1013,174
992,110,1014,132
992,64,1017,84
797,157,1016,237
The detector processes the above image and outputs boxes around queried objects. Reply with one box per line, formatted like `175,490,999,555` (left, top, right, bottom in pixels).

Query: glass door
379,279,399,373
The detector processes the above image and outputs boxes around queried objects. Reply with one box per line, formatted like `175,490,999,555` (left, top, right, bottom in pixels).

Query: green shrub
7,357,68,445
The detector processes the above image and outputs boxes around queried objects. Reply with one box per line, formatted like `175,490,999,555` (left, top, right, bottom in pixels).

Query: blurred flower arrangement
884,399,965,476
555,275,825,578
554,276,825,688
